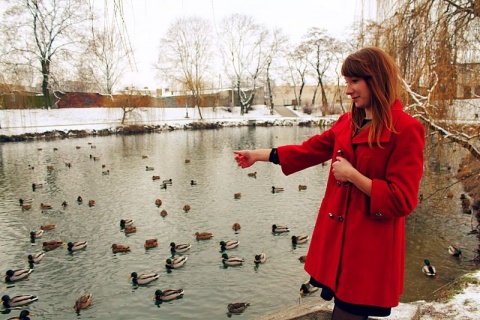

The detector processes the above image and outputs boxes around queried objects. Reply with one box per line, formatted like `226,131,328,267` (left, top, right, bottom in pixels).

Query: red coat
277,100,425,308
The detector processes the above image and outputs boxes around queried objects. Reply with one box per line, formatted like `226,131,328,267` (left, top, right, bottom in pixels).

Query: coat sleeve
370,115,425,219
276,118,343,176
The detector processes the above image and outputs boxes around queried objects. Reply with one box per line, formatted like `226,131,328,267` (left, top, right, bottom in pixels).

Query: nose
345,83,353,96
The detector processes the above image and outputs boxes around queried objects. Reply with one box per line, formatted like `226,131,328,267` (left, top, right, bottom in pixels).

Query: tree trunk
41,59,51,109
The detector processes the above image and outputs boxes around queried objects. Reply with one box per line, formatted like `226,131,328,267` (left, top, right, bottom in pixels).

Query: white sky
119,0,373,89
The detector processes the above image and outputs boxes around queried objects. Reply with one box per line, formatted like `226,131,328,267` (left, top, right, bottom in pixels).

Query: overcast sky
119,0,374,89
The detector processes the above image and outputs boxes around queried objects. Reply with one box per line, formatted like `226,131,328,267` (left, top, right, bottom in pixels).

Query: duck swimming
124,226,137,234
29,230,43,241
40,203,52,210
272,224,290,233
422,259,437,276
271,186,284,193
74,293,92,312
4,269,33,282
448,245,462,258
111,244,130,254
170,242,191,254
28,252,45,264
67,241,88,252
165,256,188,269
232,222,241,232
222,253,244,266
254,253,267,264
144,239,158,249
220,240,239,251
195,232,213,240
42,240,64,251
154,289,184,302
300,281,319,296
227,302,250,314
130,272,159,285
40,224,56,230
155,199,162,207
2,294,38,308
7,309,33,320
120,219,134,228
291,235,309,245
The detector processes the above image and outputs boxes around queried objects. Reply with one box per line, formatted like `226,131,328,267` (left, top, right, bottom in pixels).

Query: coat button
338,215,344,222
375,213,383,217
328,213,334,219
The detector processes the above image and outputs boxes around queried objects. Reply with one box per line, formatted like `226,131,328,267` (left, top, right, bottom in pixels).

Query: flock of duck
2,143,315,319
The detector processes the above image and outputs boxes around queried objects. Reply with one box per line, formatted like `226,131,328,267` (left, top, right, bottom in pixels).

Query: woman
233,47,425,320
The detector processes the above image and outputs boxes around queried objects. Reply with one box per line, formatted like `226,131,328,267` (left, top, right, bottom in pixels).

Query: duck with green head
170,242,191,255
7,309,32,320
165,256,188,269
130,272,159,285
2,295,38,308
220,240,239,251
4,269,33,282
222,253,244,266
154,289,184,302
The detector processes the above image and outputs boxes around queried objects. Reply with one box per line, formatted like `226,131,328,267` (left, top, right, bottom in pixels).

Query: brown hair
341,47,400,147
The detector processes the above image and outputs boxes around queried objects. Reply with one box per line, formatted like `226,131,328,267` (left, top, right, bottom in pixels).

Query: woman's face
345,77,371,111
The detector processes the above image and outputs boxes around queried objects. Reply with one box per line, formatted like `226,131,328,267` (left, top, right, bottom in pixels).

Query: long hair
341,47,400,147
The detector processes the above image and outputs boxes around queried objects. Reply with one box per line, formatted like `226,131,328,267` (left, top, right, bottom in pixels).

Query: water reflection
0,126,477,319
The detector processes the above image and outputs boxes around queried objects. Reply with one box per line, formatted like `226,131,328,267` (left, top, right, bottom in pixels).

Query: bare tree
0,0,91,109
157,16,214,120
264,28,287,115
219,14,270,115
284,43,311,111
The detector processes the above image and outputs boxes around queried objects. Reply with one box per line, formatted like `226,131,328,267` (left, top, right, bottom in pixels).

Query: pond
0,126,477,320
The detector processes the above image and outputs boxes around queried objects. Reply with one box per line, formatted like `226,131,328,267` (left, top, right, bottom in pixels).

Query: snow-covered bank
0,105,336,138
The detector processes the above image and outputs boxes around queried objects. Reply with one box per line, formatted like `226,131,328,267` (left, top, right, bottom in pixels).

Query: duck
292,235,309,245
64,162,71,167
19,198,32,205
4,269,33,282
160,209,168,217
271,186,284,193
300,281,319,296
448,245,463,258
21,204,32,210
163,178,173,185
272,224,290,233
40,203,52,210
77,196,83,203
120,219,134,228
74,293,92,312
146,166,154,171
298,255,307,263
254,253,267,264
165,256,188,269
232,222,241,232
42,240,64,251
195,232,213,240
220,240,239,251
142,155,148,159
2,294,38,308
234,193,242,199
160,183,167,190
124,226,137,234
152,175,160,180
29,230,43,240
27,252,45,264
88,200,95,207
61,200,68,207
111,243,130,253
422,259,437,276
40,224,56,230
227,302,250,314
190,179,197,186
185,159,191,163
222,253,244,266
247,171,257,178
102,170,110,175
67,241,88,252
183,204,191,212
6,309,33,320
144,239,158,249
170,242,191,254
298,184,308,191
46,165,54,170
155,199,162,207
130,272,159,285
154,289,184,302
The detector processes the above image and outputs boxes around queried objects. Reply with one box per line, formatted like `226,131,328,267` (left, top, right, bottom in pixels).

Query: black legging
331,305,368,320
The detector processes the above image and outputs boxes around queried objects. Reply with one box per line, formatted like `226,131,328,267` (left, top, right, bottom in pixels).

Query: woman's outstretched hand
233,150,253,168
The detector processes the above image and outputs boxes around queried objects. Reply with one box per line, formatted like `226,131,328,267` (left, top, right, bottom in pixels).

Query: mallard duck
144,239,158,249
190,180,197,185
448,245,463,258
40,224,56,230
247,171,257,178
298,184,307,191
2,294,38,308
146,166,154,171
234,193,242,199
67,241,88,252
74,293,92,312
46,165,54,170
4,269,33,282
88,200,95,207
271,186,284,193
300,281,319,296
29,230,43,240
165,256,188,269
142,155,148,159
42,240,64,251
40,203,52,210
32,183,43,190
130,272,159,285
19,198,31,205
112,244,130,253
183,204,191,212
298,255,307,263
160,209,168,217
170,242,191,254
154,289,184,302
227,302,250,314
77,196,83,203
185,159,191,163
232,222,241,231
292,235,309,245
220,240,239,251
160,183,167,190
272,224,290,233
120,219,134,228
124,226,137,234
28,252,45,264
254,253,267,264
422,259,436,276
64,162,71,167
155,199,162,207
21,204,32,210
222,253,244,266
152,175,160,180
6,309,33,320
61,200,68,207
102,170,110,175
195,232,213,240
163,178,172,185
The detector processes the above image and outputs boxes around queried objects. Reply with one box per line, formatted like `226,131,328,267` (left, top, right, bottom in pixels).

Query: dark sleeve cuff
269,148,280,165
